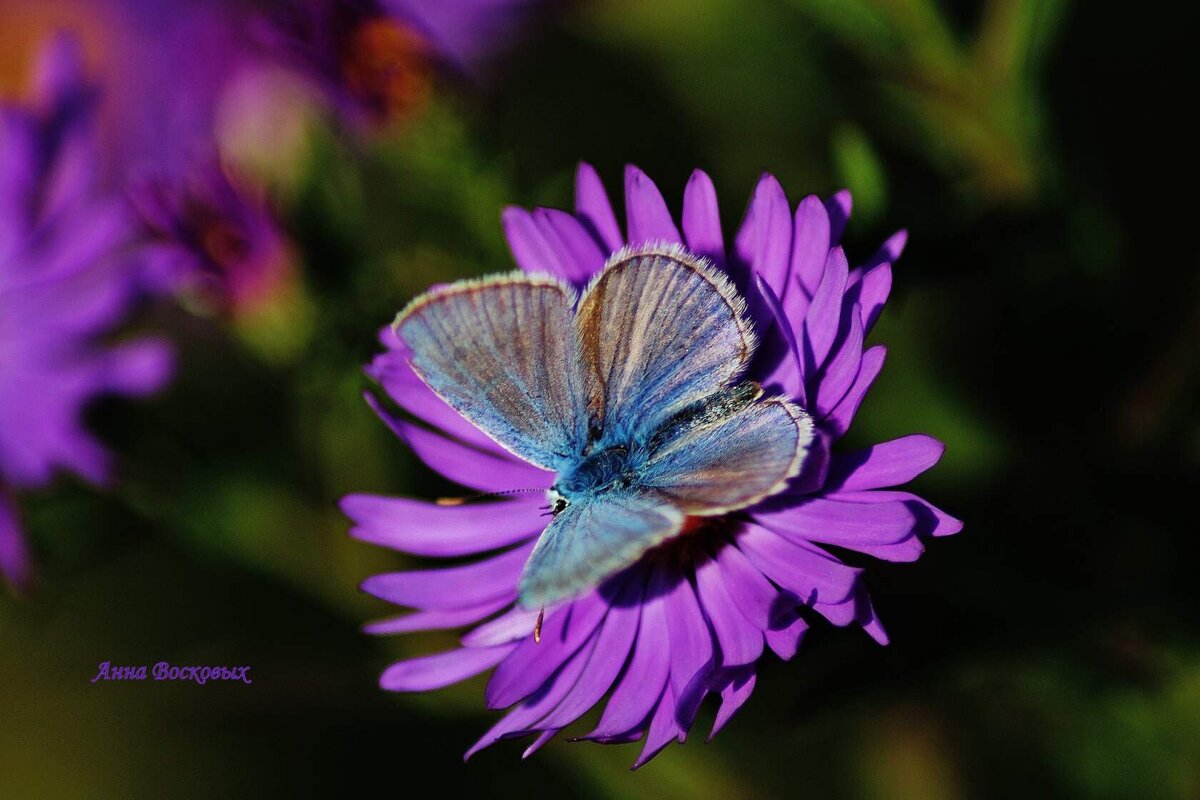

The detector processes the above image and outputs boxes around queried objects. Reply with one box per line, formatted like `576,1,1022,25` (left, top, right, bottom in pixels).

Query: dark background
2,0,1197,797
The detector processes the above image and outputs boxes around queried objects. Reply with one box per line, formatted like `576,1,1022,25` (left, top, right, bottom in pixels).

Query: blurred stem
793,0,1069,203
1117,275,1200,449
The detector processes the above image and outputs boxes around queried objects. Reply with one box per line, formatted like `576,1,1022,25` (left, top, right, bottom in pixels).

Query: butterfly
394,243,814,609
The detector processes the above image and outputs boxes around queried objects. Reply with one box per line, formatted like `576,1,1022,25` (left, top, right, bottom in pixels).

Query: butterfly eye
546,489,569,516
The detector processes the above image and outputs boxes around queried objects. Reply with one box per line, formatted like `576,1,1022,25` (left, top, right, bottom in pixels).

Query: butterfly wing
394,274,587,471
517,491,683,608
575,244,756,440
640,388,813,515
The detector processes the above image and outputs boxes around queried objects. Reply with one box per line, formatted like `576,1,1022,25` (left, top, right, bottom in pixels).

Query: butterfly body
556,442,640,498
395,244,815,608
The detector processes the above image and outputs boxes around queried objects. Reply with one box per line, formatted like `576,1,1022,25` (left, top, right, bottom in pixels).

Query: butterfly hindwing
575,244,756,441
517,491,683,609
640,391,813,514
394,274,587,471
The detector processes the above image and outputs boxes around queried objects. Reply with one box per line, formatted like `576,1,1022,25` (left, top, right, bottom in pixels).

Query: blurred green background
3,0,1198,797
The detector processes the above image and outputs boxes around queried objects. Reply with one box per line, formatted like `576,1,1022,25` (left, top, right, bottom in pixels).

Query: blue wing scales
518,491,683,608
575,244,757,441
394,274,587,471
640,394,812,514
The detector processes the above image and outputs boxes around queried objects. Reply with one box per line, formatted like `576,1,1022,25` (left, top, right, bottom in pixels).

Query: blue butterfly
394,243,814,609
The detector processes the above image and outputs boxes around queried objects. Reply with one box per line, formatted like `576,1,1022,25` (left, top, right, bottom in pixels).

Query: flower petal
364,598,510,635
342,494,544,556
366,393,554,493
848,262,892,334
826,190,852,245
522,729,559,759
755,276,805,403
360,541,532,609
99,338,174,396
624,164,681,245
736,524,860,604
709,667,756,739
803,248,849,374
380,644,516,692
754,497,918,546
828,490,963,537
764,609,808,660
826,434,947,492
535,579,644,729
788,194,831,302
574,162,622,252
461,605,542,647
856,589,889,645
502,206,574,280
734,174,791,297
845,538,926,562
661,569,713,699
632,686,679,769
585,568,672,739
466,639,594,759
814,302,864,416
485,588,610,709
533,207,606,282
823,345,886,436
695,553,763,667
681,169,724,264
713,542,788,632
864,229,907,271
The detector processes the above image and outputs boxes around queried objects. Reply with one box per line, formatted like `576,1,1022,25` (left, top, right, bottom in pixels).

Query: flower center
340,17,431,122
196,214,252,275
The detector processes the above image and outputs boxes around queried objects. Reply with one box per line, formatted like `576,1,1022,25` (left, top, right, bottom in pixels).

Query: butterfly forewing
517,491,683,608
394,275,587,471
575,244,757,441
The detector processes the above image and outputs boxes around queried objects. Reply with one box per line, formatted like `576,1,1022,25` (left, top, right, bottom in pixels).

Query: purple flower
0,36,172,590
130,158,294,317
1,0,264,179
344,163,961,765
381,0,540,72
259,0,537,126
99,0,258,177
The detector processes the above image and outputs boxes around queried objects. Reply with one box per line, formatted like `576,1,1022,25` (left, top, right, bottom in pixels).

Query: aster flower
0,36,172,590
381,0,541,72
258,0,431,126
258,0,538,126
2,0,276,180
130,157,294,318
344,163,961,765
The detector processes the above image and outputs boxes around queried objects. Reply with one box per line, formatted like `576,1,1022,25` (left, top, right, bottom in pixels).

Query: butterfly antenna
435,488,545,506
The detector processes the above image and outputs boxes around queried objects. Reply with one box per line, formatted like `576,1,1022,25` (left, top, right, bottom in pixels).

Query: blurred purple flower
0,36,172,590
382,0,541,71
101,0,257,176
345,164,961,764
258,0,431,127
0,0,261,178
259,0,537,126
130,158,294,317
